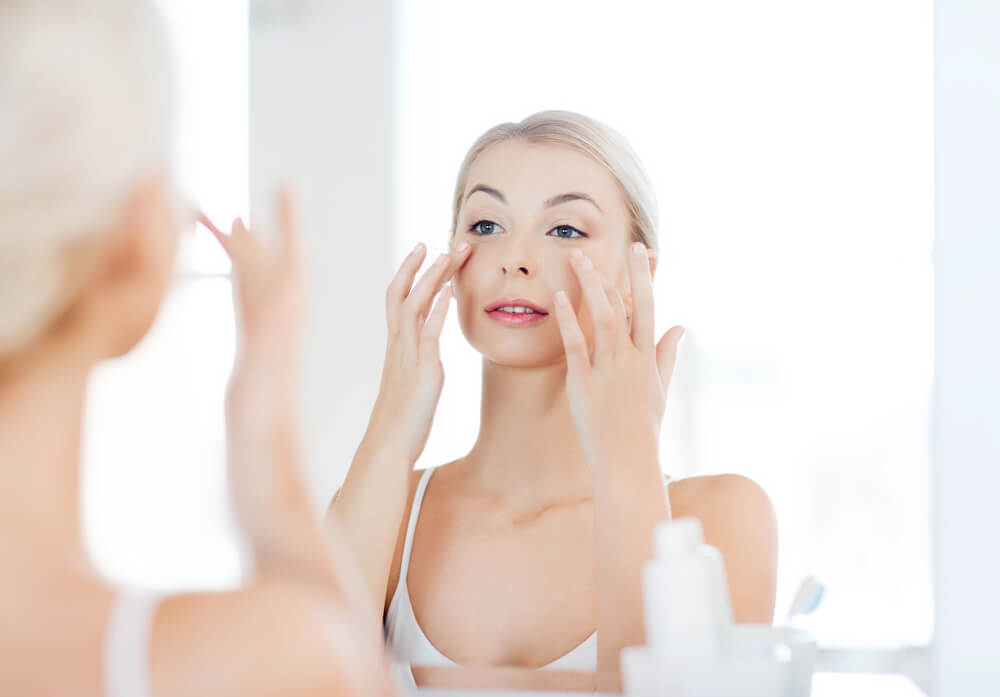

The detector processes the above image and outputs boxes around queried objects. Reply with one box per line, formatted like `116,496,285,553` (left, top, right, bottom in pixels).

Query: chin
467,331,567,370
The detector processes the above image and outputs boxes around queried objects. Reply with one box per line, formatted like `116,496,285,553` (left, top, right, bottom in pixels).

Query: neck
0,338,95,564
464,357,593,508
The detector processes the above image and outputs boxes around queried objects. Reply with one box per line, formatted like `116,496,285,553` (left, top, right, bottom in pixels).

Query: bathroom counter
412,671,928,696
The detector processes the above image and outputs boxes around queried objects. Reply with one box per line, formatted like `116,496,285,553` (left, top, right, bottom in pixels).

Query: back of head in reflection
331,111,779,688
0,1,395,695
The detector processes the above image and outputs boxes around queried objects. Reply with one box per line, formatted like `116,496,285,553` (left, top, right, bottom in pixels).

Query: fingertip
555,290,570,308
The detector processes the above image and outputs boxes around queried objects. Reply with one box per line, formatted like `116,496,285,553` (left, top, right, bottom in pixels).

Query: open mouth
485,299,549,326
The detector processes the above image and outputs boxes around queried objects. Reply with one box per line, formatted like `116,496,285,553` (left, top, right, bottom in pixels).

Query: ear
96,172,175,290
84,173,179,358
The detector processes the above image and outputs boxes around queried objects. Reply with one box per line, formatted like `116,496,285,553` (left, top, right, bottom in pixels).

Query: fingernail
412,242,425,255
579,255,593,271
435,253,448,265
632,242,646,255
457,242,470,253
555,290,570,307
571,249,584,261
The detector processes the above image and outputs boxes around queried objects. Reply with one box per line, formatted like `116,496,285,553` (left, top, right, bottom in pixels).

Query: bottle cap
655,517,704,559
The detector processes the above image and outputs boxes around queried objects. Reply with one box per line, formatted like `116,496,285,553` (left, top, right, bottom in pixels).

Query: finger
198,211,233,257
420,285,452,358
571,251,616,358
444,240,473,281
230,217,265,264
554,290,591,379
629,242,656,350
403,250,457,325
655,325,686,395
602,276,629,338
386,242,427,332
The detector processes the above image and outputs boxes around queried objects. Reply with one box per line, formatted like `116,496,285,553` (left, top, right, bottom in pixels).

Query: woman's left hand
553,243,684,474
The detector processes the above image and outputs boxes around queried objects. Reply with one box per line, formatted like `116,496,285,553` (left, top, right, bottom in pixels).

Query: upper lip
485,298,549,315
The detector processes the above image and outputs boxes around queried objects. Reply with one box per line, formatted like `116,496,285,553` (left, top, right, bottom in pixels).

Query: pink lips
485,298,549,327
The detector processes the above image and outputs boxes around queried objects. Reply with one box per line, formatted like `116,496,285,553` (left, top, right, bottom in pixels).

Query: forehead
463,139,625,211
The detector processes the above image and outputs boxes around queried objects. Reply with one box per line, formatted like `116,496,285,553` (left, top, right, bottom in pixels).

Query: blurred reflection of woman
329,110,779,689
0,1,395,695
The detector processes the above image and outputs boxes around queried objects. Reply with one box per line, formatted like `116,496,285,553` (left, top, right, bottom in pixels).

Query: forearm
226,409,336,582
593,451,671,689
325,430,412,620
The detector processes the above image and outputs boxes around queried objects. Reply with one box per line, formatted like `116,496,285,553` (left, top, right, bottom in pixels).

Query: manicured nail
412,242,425,255
434,253,448,265
632,242,646,255
555,290,570,307
579,255,593,271
571,249,584,261
457,242,470,253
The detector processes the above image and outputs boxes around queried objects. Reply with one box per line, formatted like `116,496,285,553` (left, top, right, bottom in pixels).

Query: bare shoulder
153,577,393,697
668,473,774,521
667,474,778,623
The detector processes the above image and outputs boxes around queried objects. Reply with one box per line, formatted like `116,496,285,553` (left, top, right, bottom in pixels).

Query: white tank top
104,591,162,697
384,466,598,672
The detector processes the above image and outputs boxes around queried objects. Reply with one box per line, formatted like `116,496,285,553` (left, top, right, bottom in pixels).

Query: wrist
588,442,662,485
355,429,414,469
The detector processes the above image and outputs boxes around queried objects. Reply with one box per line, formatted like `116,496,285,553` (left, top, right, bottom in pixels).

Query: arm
593,454,669,684
325,241,472,621
552,243,685,690
195,197,397,695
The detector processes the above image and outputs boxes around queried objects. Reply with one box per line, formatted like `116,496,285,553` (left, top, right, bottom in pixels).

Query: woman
329,111,779,689
0,1,395,695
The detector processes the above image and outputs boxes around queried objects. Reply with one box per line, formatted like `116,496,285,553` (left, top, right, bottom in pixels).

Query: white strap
104,591,161,697
397,467,436,585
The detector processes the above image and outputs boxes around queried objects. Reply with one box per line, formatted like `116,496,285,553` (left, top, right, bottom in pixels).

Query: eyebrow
465,185,603,213
465,184,506,203
543,192,603,213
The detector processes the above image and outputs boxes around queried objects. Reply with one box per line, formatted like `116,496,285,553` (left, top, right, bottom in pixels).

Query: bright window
396,0,934,648
82,0,248,591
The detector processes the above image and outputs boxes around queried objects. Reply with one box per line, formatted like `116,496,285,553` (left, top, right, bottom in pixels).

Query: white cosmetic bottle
641,517,733,659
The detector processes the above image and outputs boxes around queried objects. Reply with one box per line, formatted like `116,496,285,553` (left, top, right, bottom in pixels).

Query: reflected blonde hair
450,110,659,253
0,0,173,359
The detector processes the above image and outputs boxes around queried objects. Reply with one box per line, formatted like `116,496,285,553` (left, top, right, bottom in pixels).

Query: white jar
642,517,733,659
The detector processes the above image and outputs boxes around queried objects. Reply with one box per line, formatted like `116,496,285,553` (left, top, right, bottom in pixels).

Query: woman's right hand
360,241,472,466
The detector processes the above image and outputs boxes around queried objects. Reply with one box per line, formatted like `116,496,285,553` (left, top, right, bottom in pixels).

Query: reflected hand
361,240,472,466
553,244,684,472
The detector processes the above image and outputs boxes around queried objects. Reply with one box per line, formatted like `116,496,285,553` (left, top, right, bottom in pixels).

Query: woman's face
453,139,635,368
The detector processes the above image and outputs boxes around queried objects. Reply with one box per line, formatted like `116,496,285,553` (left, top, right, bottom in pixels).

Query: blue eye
549,225,586,239
469,220,503,235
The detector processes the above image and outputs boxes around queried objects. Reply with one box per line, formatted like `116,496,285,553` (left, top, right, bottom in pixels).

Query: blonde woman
0,1,395,695
329,111,779,689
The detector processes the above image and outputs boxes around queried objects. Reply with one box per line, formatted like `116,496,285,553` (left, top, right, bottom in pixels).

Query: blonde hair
450,110,659,252
0,0,174,359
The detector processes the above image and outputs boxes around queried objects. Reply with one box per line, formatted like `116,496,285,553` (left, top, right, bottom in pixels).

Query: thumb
655,325,686,395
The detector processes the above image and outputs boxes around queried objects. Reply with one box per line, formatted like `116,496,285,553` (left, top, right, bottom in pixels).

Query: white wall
249,0,396,510
932,0,1000,693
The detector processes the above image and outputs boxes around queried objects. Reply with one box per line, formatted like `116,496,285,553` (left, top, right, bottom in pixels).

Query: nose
500,233,535,278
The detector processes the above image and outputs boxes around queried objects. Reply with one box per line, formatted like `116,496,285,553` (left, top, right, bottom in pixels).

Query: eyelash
467,220,589,239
